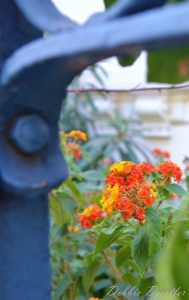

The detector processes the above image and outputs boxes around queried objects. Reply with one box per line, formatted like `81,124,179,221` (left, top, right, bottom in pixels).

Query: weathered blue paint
0,0,189,299
0,192,51,300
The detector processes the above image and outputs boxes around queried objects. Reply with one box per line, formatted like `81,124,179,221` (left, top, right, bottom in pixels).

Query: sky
52,0,146,88
52,0,105,24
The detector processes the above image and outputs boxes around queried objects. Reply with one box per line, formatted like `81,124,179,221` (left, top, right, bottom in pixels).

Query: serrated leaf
164,183,186,196
131,225,151,277
148,46,189,84
94,226,123,256
82,260,100,294
146,207,162,256
49,194,70,227
115,246,131,268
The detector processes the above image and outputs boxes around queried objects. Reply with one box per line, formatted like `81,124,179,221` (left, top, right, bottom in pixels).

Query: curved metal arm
13,0,78,32
86,0,168,24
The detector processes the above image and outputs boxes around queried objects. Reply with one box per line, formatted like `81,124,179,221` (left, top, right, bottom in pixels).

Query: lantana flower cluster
67,130,87,141
59,130,87,161
79,160,182,227
151,147,170,159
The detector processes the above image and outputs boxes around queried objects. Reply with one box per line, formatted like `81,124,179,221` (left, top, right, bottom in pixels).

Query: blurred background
53,0,189,168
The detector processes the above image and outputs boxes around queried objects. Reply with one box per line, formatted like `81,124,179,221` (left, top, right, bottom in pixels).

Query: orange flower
67,225,72,232
101,157,112,166
162,150,170,159
67,226,80,233
110,161,136,175
151,147,162,156
136,162,156,175
67,142,82,160
137,183,155,206
79,205,103,228
135,207,146,222
67,130,87,141
151,147,170,159
117,198,136,212
106,161,139,188
185,163,189,171
100,161,157,223
157,161,182,183
88,298,103,300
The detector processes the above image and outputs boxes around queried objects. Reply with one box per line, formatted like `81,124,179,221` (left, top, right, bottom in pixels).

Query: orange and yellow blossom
100,184,120,215
66,142,82,160
67,130,87,141
79,160,181,226
79,205,103,228
157,161,182,183
100,161,156,223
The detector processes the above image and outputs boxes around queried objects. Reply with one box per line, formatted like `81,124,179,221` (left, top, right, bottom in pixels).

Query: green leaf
80,170,104,181
172,220,189,232
131,224,151,277
146,207,162,256
148,46,189,84
64,178,83,200
164,183,186,196
83,91,99,116
118,54,140,67
58,193,78,217
82,260,100,294
52,278,71,300
115,246,131,268
103,0,116,8
89,65,105,86
49,194,70,227
122,273,139,287
155,224,189,300
168,226,189,299
94,226,123,256
139,278,153,297
93,279,112,291
162,187,170,199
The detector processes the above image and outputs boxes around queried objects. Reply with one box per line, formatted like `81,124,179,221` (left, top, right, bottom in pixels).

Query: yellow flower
100,184,119,215
73,227,79,233
67,130,87,141
88,298,104,300
110,161,135,174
